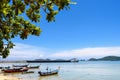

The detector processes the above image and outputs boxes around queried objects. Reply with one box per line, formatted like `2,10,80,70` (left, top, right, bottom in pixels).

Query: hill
88,56,120,61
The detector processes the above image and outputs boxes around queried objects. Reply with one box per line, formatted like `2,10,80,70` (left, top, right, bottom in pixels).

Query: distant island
88,56,120,61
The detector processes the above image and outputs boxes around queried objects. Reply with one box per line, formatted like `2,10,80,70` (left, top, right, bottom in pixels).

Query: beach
0,74,20,80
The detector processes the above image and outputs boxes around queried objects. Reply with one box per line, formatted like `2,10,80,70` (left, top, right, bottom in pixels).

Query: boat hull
38,69,58,76
3,68,29,73
29,66,39,69
13,64,28,67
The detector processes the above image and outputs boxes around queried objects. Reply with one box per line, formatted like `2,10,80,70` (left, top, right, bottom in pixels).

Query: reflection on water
0,61,120,80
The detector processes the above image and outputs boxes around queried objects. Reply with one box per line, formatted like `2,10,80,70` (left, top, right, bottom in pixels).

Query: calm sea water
0,61,120,80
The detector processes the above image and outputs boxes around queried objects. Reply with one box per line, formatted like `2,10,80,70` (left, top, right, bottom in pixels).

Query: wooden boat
22,71,34,74
29,65,39,69
0,66,10,69
2,67,29,73
38,69,59,76
13,64,28,67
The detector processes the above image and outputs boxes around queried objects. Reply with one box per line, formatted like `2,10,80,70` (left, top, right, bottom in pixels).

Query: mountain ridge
89,56,120,61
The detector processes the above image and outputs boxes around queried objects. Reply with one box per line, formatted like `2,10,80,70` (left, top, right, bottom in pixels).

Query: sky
4,0,120,60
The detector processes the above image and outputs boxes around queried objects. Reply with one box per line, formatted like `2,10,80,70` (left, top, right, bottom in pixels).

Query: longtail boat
2,67,29,73
38,69,59,76
29,65,39,69
0,66,10,69
22,71,34,74
13,64,28,67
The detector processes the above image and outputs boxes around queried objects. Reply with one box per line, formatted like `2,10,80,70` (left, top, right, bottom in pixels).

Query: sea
0,61,120,80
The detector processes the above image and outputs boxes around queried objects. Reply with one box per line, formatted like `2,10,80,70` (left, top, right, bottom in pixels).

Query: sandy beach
0,74,21,80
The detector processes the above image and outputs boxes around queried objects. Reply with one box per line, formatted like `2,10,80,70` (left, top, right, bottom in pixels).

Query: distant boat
22,71,34,74
28,65,39,69
27,60,72,63
70,58,79,62
27,58,79,63
38,69,59,76
13,64,28,67
2,67,29,73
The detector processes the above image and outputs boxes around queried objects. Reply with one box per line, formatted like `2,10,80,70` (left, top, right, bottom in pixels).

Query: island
88,56,120,61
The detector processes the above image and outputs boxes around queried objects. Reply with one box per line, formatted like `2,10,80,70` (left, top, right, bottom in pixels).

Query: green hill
89,56,120,61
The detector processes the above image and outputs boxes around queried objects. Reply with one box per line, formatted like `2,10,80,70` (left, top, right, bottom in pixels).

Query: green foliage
0,0,73,58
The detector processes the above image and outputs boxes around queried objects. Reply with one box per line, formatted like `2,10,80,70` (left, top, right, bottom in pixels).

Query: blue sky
5,0,120,60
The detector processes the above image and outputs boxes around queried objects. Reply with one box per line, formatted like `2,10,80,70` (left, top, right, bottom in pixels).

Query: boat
0,66,10,69
2,67,29,73
27,60,72,63
12,64,28,67
29,65,39,69
70,58,79,62
27,58,79,63
38,69,59,76
22,71,34,74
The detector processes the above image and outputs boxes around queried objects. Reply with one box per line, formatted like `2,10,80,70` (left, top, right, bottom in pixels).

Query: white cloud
6,43,48,60
50,47,120,59
4,43,120,60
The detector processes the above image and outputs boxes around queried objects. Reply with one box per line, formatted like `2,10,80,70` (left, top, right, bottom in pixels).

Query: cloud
6,43,48,60
4,43,120,60
50,47,120,59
